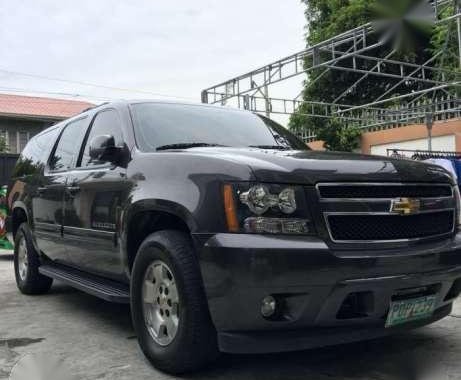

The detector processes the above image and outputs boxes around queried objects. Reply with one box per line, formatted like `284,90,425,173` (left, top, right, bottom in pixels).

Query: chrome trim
321,196,453,203
34,222,61,232
63,225,115,236
316,182,453,202
339,265,461,284
316,183,456,243
324,208,455,217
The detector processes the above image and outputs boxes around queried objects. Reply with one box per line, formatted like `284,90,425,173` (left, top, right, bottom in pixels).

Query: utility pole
201,90,208,104
457,0,461,68
426,112,434,151
264,84,270,118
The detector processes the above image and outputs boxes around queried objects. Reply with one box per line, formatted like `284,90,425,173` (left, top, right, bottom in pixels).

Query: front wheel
130,230,218,374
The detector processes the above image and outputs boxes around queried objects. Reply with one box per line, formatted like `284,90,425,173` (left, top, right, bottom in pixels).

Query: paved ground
0,253,460,380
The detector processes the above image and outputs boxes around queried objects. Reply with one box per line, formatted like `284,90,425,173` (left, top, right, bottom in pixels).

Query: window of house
18,131,29,152
49,117,88,171
80,110,123,167
6,132,16,154
0,131,7,152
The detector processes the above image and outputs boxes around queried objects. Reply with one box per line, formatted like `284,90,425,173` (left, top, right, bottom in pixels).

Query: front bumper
196,233,461,354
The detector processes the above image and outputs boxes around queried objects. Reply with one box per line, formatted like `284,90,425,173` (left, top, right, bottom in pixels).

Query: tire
130,230,219,374
14,223,53,295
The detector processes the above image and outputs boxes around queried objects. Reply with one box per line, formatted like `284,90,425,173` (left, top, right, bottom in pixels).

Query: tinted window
80,110,124,167
130,103,308,152
13,127,60,177
49,118,88,171
21,128,59,165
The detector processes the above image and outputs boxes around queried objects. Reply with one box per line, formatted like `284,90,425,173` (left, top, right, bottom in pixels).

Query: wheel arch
11,201,29,239
123,200,198,273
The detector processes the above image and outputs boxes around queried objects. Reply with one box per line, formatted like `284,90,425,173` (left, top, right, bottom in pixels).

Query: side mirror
89,135,121,164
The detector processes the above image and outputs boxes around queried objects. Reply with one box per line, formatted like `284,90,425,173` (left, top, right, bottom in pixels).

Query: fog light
261,295,277,318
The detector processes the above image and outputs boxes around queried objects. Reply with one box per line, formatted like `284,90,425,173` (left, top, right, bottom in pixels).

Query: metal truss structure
201,0,461,141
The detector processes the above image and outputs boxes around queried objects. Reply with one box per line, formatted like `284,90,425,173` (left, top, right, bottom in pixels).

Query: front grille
327,211,454,241
318,184,452,199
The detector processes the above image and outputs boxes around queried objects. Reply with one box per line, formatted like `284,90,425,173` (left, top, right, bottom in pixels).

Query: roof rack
80,102,109,114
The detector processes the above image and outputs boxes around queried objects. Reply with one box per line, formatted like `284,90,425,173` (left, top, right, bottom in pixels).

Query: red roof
0,93,94,120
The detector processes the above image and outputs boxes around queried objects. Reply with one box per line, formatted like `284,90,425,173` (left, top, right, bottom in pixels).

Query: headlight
239,185,297,215
278,188,297,214
223,183,315,235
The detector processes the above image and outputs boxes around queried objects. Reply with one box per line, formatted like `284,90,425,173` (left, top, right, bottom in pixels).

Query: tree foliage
430,3,460,84
0,136,8,153
290,0,459,151
316,118,362,152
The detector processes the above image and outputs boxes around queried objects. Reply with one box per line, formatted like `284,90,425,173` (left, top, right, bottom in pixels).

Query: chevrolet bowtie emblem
390,198,421,215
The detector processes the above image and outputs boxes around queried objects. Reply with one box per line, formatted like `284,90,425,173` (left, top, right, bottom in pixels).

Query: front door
64,169,128,278
62,109,128,279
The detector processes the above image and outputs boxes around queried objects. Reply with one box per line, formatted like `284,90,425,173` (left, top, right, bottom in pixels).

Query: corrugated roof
0,93,94,120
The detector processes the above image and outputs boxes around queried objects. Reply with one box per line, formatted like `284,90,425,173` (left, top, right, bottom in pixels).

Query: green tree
0,136,9,153
315,118,362,152
430,3,460,85
289,0,451,150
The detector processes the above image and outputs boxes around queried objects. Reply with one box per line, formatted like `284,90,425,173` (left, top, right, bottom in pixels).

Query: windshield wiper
156,143,225,151
249,145,290,150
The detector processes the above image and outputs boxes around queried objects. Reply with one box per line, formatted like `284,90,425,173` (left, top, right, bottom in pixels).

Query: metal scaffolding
201,0,461,141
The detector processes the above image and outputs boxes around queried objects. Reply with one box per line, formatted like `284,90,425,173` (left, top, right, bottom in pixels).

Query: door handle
67,186,81,195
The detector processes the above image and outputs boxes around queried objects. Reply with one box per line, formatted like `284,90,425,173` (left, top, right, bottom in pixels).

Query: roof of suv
34,99,252,139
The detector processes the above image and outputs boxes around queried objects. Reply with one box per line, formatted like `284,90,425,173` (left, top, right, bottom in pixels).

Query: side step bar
39,263,130,304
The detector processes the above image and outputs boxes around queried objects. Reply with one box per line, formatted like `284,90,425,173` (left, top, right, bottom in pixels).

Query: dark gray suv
8,100,461,374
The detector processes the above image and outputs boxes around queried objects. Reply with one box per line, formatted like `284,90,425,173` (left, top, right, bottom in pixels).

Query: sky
0,0,306,119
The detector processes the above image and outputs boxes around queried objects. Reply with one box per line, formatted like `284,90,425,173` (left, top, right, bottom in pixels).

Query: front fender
123,199,197,233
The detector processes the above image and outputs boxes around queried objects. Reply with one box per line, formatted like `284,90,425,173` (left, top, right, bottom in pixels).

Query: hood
181,147,453,185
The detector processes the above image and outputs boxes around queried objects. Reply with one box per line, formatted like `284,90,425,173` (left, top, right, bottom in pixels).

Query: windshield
130,103,309,152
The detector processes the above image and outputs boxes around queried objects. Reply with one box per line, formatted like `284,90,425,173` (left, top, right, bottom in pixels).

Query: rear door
12,127,62,260
35,117,89,263
63,109,129,278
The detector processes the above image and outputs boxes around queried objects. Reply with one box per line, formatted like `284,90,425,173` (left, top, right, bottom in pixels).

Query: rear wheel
130,230,218,374
14,223,53,295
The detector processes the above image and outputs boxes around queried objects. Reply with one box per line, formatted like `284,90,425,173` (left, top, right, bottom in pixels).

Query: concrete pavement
0,252,460,380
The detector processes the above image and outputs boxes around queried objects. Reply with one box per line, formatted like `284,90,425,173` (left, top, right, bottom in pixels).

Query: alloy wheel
142,260,180,346
17,236,28,282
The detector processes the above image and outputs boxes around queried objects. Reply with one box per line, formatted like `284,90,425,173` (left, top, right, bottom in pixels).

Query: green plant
289,0,450,142
0,135,9,153
315,118,362,152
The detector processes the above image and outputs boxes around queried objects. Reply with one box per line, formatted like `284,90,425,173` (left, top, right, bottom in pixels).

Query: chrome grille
317,183,456,243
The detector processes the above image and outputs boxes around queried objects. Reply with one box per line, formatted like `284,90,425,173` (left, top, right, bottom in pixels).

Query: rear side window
12,127,60,177
80,110,124,167
49,118,88,172
22,128,60,166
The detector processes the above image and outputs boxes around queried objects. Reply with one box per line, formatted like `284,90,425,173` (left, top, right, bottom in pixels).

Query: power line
0,86,115,102
0,68,197,101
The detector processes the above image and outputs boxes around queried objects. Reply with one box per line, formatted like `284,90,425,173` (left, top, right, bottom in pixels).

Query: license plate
385,295,437,328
